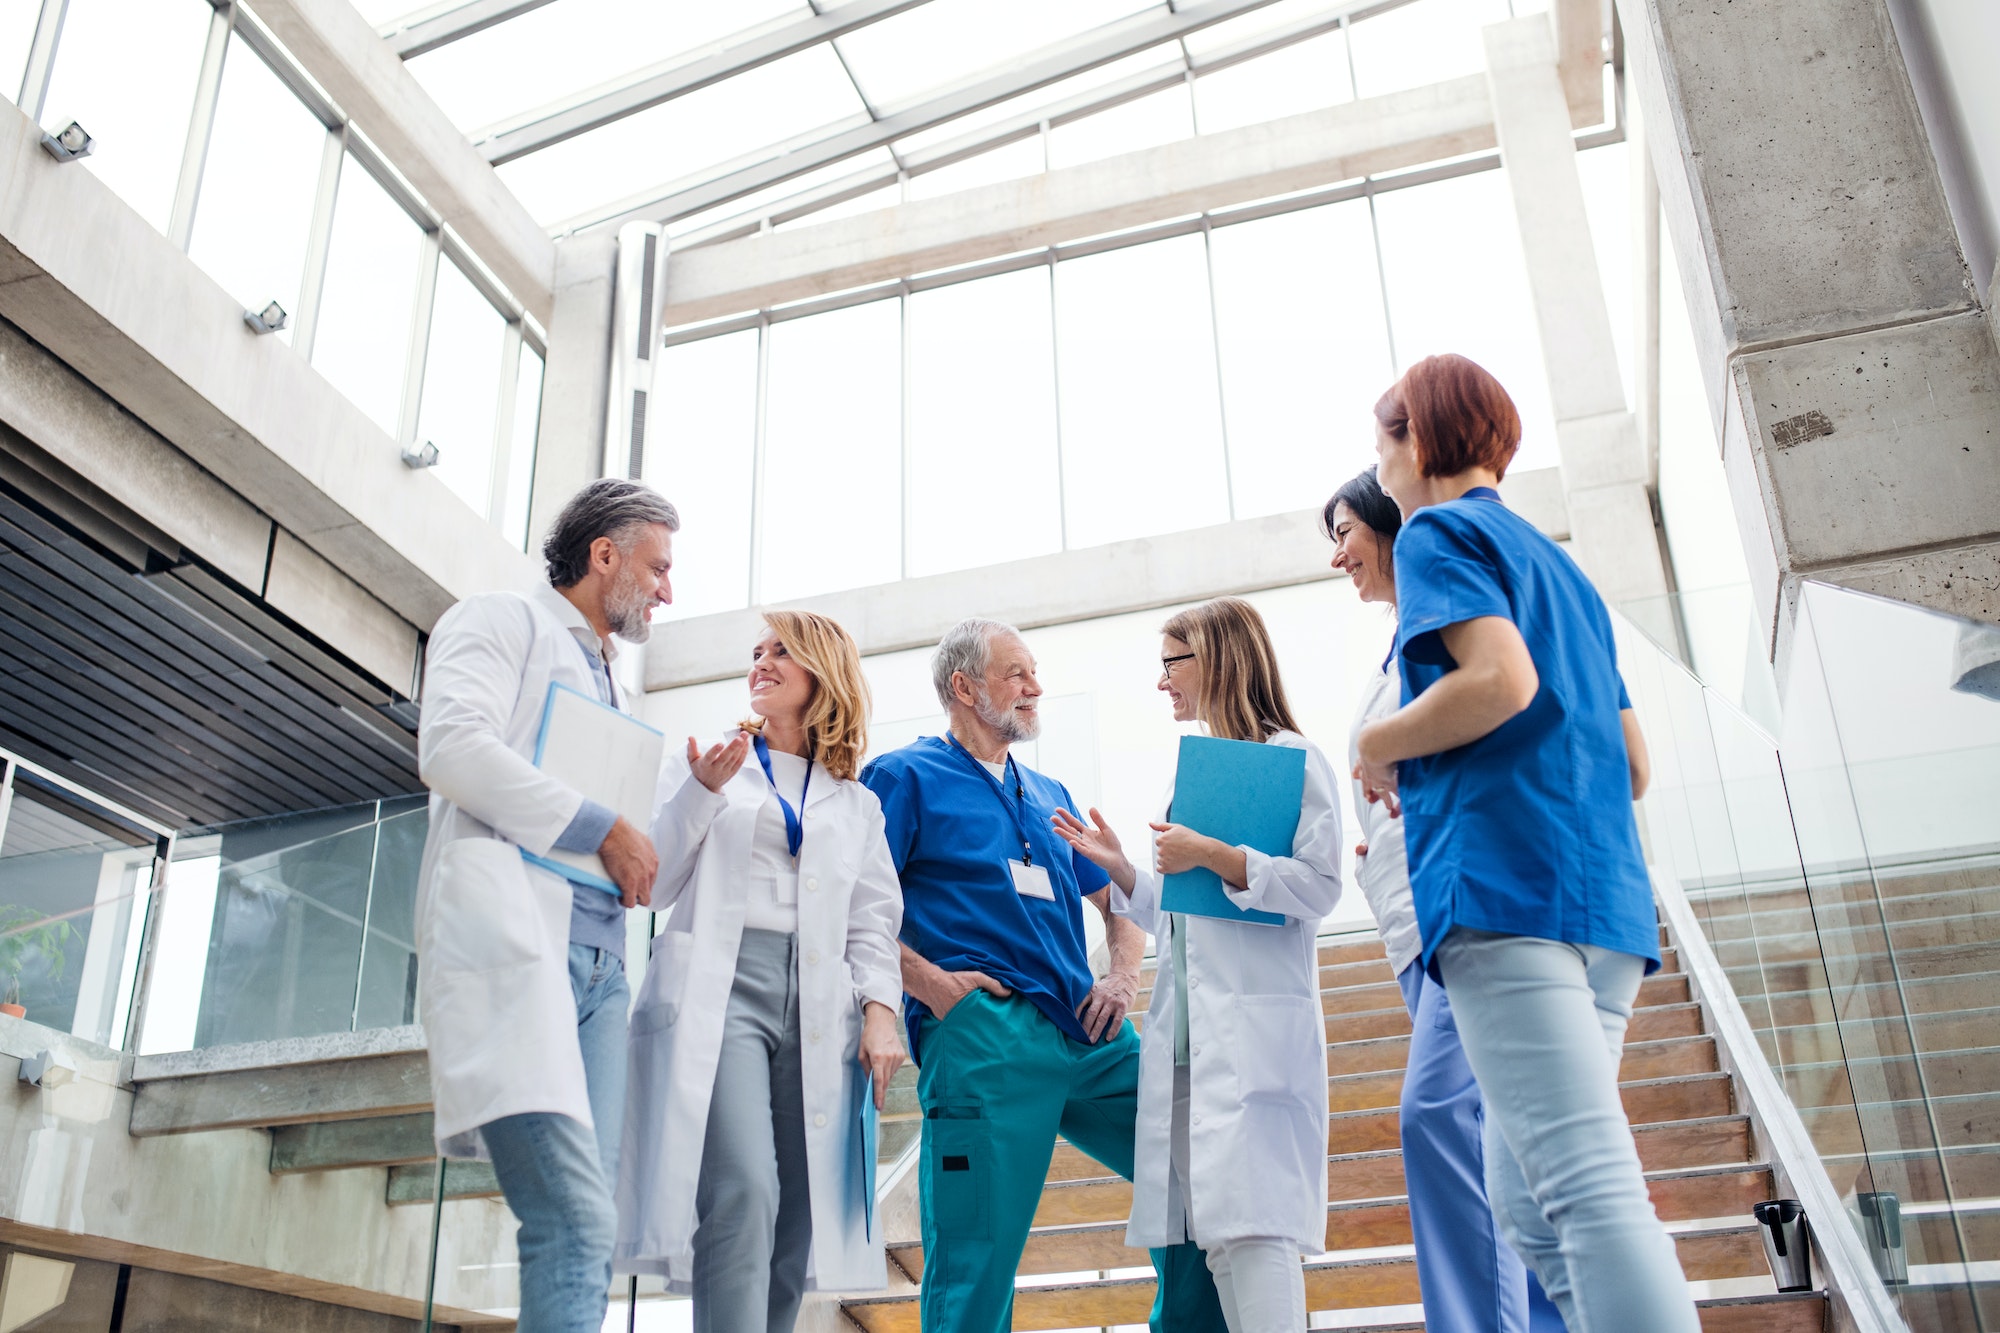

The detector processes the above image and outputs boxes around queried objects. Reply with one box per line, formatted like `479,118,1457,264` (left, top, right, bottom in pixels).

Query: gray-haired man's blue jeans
482,944,630,1333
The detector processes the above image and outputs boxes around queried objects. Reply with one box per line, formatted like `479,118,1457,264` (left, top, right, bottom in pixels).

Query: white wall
1892,0,2000,295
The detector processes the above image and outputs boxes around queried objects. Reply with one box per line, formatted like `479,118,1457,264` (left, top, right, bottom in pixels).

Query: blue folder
1159,734,1305,928
855,1077,879,1236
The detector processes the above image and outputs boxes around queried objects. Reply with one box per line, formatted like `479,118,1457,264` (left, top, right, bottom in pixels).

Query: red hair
1373,354,1521,481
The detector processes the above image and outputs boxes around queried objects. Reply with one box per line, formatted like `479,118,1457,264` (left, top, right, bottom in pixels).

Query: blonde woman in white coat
1054,596,1342,1333
616,610,904,1333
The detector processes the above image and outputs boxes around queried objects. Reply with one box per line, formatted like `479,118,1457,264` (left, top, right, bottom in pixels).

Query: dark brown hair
1159,597,1303,745
1373,354,1521,481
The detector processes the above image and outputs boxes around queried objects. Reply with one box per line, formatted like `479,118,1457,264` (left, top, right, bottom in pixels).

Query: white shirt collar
531,582,618,664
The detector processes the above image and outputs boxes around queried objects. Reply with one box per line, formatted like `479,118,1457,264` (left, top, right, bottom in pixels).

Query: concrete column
529,231,618,552
1617,0,2000,655
1483,16,1673,614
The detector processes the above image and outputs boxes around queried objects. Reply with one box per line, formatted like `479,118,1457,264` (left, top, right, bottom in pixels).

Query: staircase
844,923,1827,1331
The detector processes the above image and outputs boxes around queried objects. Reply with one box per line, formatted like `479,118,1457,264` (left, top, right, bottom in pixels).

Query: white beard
975,685,1040,743
604,571,654,643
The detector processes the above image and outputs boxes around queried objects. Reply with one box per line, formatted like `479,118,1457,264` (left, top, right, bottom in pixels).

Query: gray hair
931,618,1021,709
543,478,680,588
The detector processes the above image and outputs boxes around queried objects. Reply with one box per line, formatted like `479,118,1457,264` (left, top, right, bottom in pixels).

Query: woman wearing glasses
1053,596,1341,1333
616,610,904,1333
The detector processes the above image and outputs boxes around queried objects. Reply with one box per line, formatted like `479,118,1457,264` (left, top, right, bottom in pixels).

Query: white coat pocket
1233,993,1325,1107
425,838,549,979
632,930,698,1033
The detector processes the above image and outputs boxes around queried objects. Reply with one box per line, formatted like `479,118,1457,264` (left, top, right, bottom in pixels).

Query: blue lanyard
752,734,811,858
945,733,1038,867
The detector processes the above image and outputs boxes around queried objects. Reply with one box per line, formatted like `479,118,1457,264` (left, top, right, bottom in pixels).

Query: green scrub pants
915,989,1227,1333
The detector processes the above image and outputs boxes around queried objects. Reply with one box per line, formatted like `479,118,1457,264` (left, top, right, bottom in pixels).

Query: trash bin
1753,1198,1813,1292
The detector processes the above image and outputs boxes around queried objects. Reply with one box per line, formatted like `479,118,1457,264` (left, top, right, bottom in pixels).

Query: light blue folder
854,1078,879,1236
1159,734,1305,928
520,681,665,897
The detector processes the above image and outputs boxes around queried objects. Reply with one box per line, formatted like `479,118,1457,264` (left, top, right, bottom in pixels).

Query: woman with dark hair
1325,466,1563,1333
1053,597,1341,1333
1353,355,1686,1333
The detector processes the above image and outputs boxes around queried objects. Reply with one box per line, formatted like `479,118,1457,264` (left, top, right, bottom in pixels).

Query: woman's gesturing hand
1052,808,1135,892
687,732,752,793
858,1001,905,1112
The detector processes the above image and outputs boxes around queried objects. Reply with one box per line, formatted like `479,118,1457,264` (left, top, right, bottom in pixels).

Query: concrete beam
0,318,272,591
1617,0,2000,645
663,76,1499,327
0,99,539,631
128,1027,430,1136
268,1113,436,1174
1485,16,1670,611
529,231,618,552
245,0,556,325
645,472,1568,690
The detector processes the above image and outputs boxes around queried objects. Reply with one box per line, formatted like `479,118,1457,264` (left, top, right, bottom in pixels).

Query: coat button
806,877,819,891
1192,1046,1201,1057
810,1030,823,1043
804,809,815,820
1192,1114,1203,1125
814,1113,827,1128
807,949,821,965
1188,977,1200,989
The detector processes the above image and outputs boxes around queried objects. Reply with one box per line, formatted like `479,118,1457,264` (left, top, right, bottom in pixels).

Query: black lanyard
753,735,811,858
945,733,1038,868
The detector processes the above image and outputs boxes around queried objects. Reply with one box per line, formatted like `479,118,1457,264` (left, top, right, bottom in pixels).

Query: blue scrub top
861,735,1110,1062
1393,488,1658,979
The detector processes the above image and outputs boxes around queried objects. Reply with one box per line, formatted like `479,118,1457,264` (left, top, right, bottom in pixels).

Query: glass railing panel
1792,585,2000,1318
0,767,161,1045
141,795,424,1053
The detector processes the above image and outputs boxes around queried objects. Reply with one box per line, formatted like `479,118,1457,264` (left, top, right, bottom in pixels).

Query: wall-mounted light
18,1049,76,1089
401,440,440,469
243,300,289,335
39,121,93,162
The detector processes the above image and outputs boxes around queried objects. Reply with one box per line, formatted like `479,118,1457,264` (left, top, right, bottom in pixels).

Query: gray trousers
692,928,814,1333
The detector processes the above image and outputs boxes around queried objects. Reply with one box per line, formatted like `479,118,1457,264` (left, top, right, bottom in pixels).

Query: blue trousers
484,944,631,1333
1398,962,1566,1333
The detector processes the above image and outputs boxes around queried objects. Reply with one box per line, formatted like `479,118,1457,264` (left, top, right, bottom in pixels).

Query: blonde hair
1159,597,1303,744
740,610,872,780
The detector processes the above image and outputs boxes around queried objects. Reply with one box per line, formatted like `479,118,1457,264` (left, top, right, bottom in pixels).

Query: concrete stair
844,926,1825,1331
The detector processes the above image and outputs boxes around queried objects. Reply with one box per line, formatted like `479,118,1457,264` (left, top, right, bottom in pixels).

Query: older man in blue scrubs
861,618,1224,1333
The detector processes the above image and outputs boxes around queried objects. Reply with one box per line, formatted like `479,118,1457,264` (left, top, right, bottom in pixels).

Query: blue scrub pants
1397,961,1566,1333
1433,929,1698,1333
915,990,1226,1333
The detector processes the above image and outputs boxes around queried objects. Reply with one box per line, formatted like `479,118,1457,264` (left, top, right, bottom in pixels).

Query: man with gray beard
417,477,685,1333
860,619,1226,1333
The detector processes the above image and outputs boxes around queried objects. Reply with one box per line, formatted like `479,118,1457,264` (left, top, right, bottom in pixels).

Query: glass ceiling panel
404,0,804,136
351,0,427,23
1192,28,1352,133
1347,0,1510,99
665,147,900,240
1180,0,1348,56
1045,81,1194,171
495,44,869,227
888,49,1172,157
835,0,1163,113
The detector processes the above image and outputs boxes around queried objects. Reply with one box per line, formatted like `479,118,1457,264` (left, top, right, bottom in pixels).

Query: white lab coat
415,585,623,1157
1349,660,1421,978
615,736,904,1293
1111,729,1342,1253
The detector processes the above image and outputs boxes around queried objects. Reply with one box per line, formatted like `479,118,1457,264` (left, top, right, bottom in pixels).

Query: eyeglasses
1160,653,1196,676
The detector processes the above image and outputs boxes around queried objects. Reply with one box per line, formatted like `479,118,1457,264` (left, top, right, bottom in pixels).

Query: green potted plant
0,907,77,1021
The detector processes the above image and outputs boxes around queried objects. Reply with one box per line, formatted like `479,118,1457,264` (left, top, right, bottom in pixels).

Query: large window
186,35,328,341
1054,234,1231,547
760,301,903,601
646,329,760,620
647,143,1644,605
36,0,211,232
312,156,427,437
416,260,509,518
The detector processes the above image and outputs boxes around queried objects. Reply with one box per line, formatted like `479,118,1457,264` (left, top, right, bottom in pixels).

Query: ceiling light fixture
40,121,92,162
243,301,289,335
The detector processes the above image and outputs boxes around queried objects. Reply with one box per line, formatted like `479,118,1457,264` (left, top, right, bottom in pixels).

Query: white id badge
1010,859,1056,900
